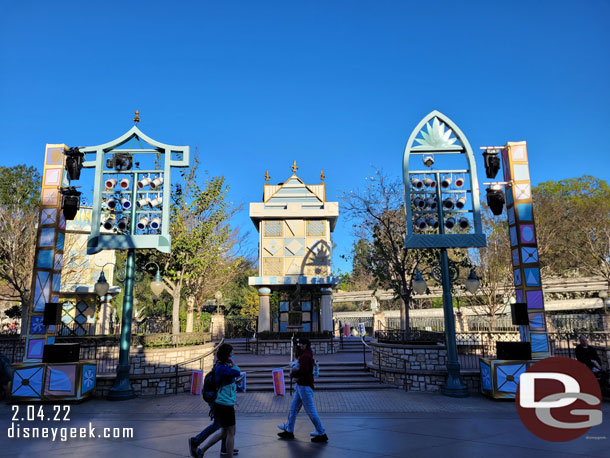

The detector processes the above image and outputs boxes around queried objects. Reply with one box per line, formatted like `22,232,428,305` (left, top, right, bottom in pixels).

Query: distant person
576,335,603,373
277,337,328,443
576,335,608,388
192,343,241,457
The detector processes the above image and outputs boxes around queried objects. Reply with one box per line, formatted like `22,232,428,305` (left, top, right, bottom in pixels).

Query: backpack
202,365,218,404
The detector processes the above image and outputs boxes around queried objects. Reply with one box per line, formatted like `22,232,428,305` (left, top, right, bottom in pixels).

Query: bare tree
341,169,434,333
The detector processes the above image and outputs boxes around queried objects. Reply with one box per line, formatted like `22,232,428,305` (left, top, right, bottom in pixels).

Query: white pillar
320,287,333,332
96,295,114,335
257,287,271,332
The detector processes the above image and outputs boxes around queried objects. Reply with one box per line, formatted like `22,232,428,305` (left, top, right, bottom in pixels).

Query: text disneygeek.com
8,423,134,442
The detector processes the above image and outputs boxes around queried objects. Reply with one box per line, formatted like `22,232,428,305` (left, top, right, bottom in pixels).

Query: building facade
248,167,338,333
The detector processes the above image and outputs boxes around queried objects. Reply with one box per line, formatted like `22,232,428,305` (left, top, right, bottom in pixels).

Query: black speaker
511,302,529,325
43,303,62,326
496,341,531,360
42,343,80,363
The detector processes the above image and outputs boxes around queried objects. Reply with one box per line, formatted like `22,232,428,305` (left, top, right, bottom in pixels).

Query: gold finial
291,160,298,173
264,170,270,182
320,169,325,182
133,110,140,124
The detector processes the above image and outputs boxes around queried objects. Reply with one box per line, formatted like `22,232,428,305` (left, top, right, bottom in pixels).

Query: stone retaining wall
254,339,335,355
371,342,480,393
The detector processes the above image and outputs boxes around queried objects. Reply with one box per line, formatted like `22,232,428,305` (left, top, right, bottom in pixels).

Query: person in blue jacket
194,343,241,458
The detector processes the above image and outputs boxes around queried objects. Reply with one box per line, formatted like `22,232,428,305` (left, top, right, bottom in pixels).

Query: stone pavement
1,390,608,457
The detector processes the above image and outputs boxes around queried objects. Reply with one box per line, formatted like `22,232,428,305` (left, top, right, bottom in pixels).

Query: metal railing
375,329,446,344
174,338,224,394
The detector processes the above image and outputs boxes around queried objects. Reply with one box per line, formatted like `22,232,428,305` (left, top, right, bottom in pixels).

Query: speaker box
496,341,531,360
510,302,529,325
43,303,62,326
42,343,80,363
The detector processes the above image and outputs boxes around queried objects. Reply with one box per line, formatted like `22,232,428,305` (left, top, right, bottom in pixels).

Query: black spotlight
106,153,133,171
486,186,505,215
483,150,501,179
60,187,82,220
64,147,84,181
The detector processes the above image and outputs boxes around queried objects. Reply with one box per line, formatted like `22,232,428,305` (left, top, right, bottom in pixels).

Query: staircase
336,336,372,354
238,360,395,392
225,339,251,355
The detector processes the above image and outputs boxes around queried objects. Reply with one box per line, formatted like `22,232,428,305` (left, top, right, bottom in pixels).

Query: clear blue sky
1,1,609,273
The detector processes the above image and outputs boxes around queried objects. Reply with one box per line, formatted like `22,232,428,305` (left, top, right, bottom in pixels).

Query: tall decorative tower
249,164,339,334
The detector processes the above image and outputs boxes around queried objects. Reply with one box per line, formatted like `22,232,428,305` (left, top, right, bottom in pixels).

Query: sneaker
221,450,239,456
188,438,198,458
278,431,295,439
311,434,328,443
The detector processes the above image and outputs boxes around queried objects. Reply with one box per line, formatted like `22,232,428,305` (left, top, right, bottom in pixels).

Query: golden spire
264,170,270,182
133,110,140,124
291,160,298,173
320,169,325,182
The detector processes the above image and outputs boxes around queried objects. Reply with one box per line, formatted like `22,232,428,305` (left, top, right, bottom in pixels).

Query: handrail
360,335,372,370
377,320,397,330
174,338,225,394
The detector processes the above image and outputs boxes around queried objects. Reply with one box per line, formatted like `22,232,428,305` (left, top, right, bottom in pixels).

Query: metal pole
108,248,136,400
439,248,468,397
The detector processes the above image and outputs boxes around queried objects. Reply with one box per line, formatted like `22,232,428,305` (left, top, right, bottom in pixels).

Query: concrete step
244,383,396,391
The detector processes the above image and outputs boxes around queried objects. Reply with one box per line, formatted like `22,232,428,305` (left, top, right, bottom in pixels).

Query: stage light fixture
120,197,131,210
119,178,130,189
150,217,161,229
150,177,164,189
411,178,423,189
59,187,81,220
137,177,152,189
425,197,437,209
441,176,452,188
442,197,455,210
483,150,501,179
486,185,505,215
415,218,427,230
106,153,133,171
458,217,470,229
137,197,151,208
445,217,456,229
64,147,84,181
426,217,439,229
116,217,129,231
150,197,163,208
413,197,426,209
423,155,434,167
455,177,464,187
105,178,118,189
137,217,149,230
102,216,115,230
106,198,117,210
456,196,467,209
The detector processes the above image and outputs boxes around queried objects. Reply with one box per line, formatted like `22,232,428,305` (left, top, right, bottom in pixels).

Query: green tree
533,176,610,284
158,157,242,335
0,165,41,334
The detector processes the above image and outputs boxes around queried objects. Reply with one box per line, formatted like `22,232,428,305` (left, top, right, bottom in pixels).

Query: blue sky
1,1,609,273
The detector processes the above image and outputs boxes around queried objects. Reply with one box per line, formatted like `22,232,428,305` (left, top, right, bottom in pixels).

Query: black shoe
188,437,198,458
278,431,295,439
221,450,239,456
311,434,328,443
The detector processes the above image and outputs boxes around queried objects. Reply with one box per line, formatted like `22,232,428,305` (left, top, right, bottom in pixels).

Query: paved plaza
1,390,608,457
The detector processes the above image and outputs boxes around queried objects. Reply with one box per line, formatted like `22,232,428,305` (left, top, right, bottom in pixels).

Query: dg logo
516,356,603,442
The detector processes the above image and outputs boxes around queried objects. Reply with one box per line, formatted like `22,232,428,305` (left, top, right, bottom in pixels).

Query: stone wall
95,342,217,397
370,342,480,393
254,339,335,355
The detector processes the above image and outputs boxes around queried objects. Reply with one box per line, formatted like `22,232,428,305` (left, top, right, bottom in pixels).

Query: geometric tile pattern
264,221,282,237
307,220,325,236
23,144,68,366
501,141,549,359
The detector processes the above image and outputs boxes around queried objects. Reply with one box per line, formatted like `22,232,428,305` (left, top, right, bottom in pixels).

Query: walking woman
195,343,240,457
278,337,328,442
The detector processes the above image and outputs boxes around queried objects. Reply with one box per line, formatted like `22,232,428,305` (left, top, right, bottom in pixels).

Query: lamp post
94,260,165,400
215,291,223,315
402,111,486,398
